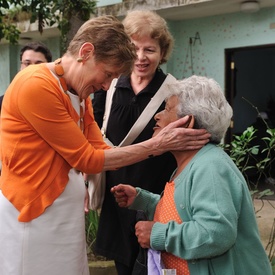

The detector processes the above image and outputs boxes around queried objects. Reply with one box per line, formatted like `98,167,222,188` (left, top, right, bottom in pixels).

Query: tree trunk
66,12,85,48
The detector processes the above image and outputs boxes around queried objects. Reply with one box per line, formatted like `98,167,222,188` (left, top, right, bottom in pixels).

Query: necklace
54,58,84,131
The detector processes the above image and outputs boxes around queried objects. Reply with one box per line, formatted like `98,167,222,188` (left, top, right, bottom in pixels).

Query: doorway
225,44,275,143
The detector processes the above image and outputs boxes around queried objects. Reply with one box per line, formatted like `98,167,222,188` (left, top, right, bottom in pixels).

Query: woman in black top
92,10,208,275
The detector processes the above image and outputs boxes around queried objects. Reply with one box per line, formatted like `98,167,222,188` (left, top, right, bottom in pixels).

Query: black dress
92,69,177,270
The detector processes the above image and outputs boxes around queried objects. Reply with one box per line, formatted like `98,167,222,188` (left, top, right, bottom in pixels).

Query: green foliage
0,21,21,44
24,0,96,49
222,96,275,193
224,126,258,174
222,102,275,264
0,0,24,43
223,125,275,192
0,0,97,45
85,209,100,255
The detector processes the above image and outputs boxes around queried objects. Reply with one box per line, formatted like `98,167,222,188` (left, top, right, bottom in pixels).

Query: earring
77,57,83,62
157,61,162,71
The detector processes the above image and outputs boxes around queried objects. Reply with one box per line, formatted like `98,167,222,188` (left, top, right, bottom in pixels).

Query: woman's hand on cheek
153,115,211,152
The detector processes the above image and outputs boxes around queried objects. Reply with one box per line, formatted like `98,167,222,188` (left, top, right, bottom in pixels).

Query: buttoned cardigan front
131,144,272,275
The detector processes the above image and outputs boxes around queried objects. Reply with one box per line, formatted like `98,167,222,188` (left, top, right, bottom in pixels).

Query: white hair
167,75,233,143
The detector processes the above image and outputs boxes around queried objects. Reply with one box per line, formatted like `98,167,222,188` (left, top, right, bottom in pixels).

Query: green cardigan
130,143,272,275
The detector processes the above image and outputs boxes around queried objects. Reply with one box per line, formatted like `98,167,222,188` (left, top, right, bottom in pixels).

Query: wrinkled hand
135,221,155,248
111,184,137,207
155,115,211,152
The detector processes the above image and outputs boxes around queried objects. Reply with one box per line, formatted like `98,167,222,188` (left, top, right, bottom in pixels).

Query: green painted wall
97,0,121,7
167,7,275,89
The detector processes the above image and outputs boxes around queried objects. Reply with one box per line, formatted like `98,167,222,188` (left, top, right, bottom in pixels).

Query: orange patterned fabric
154,181,190,275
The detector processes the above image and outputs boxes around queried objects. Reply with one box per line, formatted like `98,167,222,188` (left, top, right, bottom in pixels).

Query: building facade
1,0,275,134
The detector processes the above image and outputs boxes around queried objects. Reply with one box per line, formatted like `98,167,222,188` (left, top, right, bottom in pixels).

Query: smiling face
66,43,121,100
131,35,163,81
153,95,179,137
73,58,119,100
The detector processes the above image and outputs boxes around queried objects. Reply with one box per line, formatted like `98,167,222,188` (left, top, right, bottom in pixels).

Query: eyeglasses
20,61,44,67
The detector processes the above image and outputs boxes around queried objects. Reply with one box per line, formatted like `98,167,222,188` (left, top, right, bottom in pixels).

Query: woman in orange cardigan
0,16,209,275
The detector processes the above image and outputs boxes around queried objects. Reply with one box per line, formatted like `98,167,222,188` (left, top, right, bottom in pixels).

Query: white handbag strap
101,78,118,137
119,73,177,146
101,74,177,147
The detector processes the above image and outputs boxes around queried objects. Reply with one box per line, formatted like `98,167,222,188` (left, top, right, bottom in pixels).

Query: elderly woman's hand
111,184,137,207
135,221,155,249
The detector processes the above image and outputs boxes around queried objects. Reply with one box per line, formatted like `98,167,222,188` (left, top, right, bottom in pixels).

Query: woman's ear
79,42,94,62
183,115,195,128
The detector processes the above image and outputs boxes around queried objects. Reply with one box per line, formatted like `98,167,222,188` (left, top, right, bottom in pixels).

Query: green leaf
0,0,97,44
257,189,274,198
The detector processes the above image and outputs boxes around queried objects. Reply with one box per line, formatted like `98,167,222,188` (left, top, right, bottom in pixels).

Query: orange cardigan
0,64,110,222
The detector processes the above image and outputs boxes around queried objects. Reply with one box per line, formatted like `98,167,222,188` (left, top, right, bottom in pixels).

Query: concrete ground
254,198,275,250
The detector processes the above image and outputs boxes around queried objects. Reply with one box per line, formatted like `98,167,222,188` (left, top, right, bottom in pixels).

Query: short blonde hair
67,15,136,75
122,10,174,64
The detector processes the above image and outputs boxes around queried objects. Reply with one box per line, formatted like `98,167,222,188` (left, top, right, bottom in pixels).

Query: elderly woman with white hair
111,75,272,275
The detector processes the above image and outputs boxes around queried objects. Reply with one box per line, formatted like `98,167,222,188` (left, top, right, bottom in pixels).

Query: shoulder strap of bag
101,78,118,138
119,73,177,147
